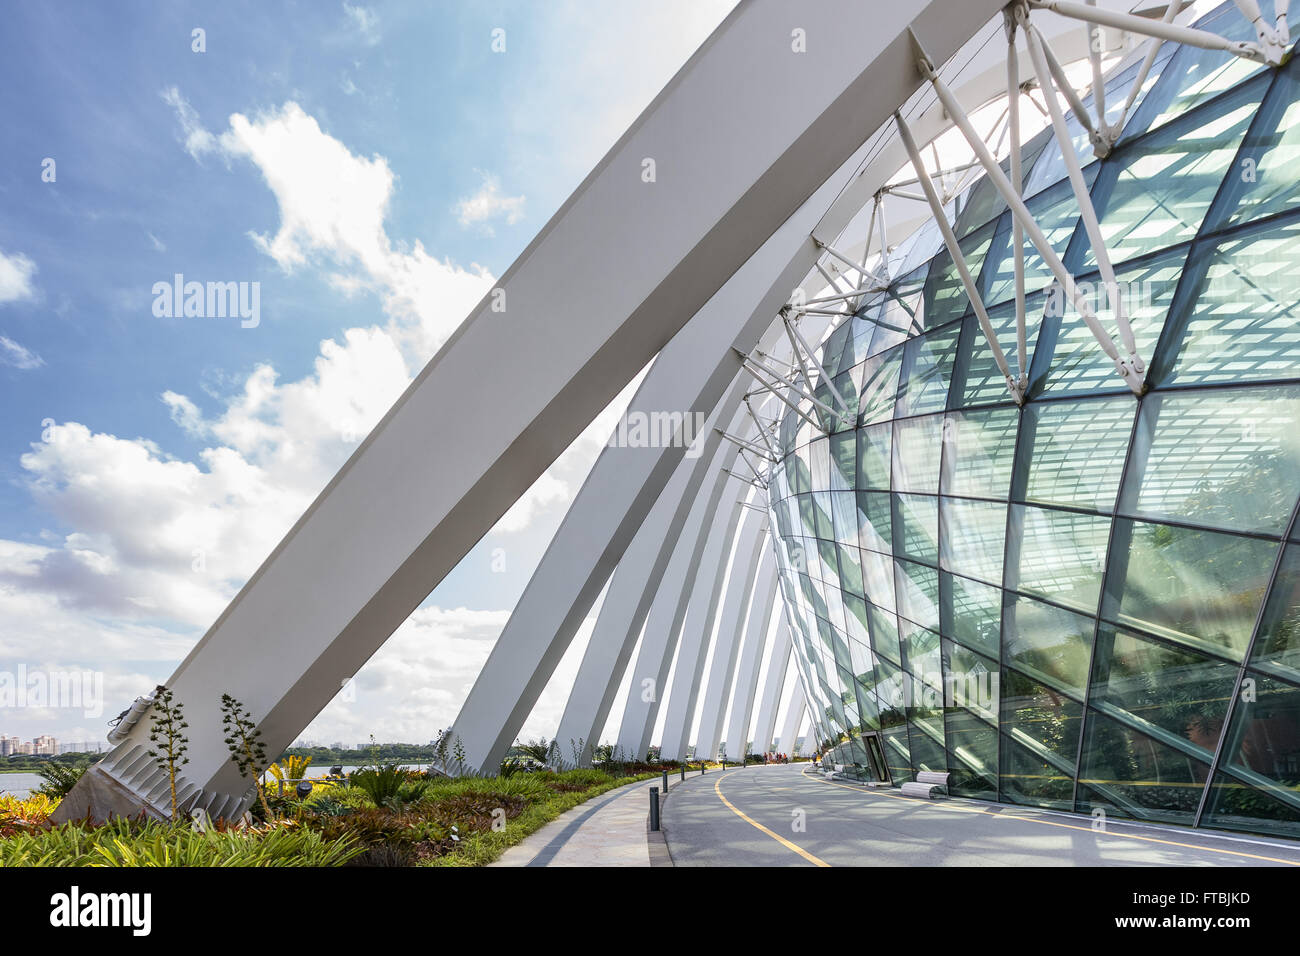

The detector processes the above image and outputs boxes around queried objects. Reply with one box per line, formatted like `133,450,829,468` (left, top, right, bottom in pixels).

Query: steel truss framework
56,1,1300,842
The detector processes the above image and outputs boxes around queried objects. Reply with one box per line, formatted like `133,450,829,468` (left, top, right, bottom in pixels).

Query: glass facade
767,7,1300,837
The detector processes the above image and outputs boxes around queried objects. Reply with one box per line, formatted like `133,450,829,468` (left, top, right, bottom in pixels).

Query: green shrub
35,761,89,799
350,765,411,807
0,819,363,867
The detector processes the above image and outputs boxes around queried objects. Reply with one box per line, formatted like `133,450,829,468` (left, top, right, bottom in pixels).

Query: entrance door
863,732,891,784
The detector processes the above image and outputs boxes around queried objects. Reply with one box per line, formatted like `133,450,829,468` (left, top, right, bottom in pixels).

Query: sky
0,0,736,750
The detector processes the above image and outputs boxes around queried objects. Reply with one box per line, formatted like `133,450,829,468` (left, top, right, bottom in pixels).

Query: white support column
776,685,808,755
450,166,853,773
605,410,747,760
751,618,792,755
721,561,780,761
692,525,771,763
657,498,745,762
548,418,716,766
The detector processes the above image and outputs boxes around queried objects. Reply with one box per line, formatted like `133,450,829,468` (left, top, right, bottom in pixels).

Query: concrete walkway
491,771,702,866
663,763,1300,867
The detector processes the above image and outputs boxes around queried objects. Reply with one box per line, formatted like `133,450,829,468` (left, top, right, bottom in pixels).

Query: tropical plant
221,693,271,819
0,818,363,867
514,738,551,763
349,764,410,807
145,686,189,817
267,754,313,791
35,759,90,800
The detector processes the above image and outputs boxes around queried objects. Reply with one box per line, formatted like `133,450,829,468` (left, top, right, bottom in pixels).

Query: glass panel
896,559,940,632
894,492,938,566
983,175,1092,307
942,639,999,726
940,497,1007,586
1007,505,1112,614
856,490,892,555
1034,246,1185,396
1204,55,1300,229
1003,594,1096,698
1122,4,1266,140
862,547,897,614
831,491,858,548
946,706,999,800
1086,76,1263,268
943,572,1002,660
858,347,904,425
1001,668,1084,765
1020,396,1135,512
1156,215,1300,386
952,298,1044,409
1001,733,1077,811
892,413,944,493
1206,670,1300,832
921,220,995,331
942,406,1018,499
1103,518,1278,661
1076,709,1210,825
897,324,961,417
1251,546,1300,685
1120,386,1300,535
857,421,892,490
1089,626,1235,760
829,430,856,488
901,620,942,689
1202,770,1300,838
869,604,901,665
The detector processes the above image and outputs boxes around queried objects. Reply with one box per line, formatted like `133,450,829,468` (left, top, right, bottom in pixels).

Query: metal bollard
662,769,669,792
649,786,660,831
680,764,685,781
700,761,705,775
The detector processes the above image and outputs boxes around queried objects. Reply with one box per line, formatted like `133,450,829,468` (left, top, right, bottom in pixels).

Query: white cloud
0,336,43,370
165,94,495,362
160,86,219,162
342,3,379,45
0,32,709,743
0,249,37,304
454,172,526,234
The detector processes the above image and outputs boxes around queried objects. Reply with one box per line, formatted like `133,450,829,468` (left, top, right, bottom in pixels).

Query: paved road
662,763,1300,867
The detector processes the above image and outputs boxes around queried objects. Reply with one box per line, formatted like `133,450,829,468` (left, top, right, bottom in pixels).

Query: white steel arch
56,0,1260,821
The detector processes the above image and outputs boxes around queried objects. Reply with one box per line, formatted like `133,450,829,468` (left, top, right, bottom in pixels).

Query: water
0,773,43,799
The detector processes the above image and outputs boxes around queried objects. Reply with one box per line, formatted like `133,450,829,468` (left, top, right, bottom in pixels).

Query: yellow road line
808,772,1300,867
713,773,830,867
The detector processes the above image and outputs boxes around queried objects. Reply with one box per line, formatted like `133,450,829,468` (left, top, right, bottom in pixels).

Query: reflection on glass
1252,547,1300,684
892,413,945,493
1104,519,1276,661
1077,710,1211,825
940,497,1007,586
1020,397,1135,512
1089,626,1234,760
942,407,1018,499
1008,505,1111,613
1121,386,1300,535
1004,595,1096,697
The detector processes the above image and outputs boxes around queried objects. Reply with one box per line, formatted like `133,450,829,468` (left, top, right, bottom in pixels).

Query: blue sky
0,0,733,748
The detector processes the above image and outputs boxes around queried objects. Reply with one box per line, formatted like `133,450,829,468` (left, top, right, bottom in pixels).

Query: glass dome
767,2,1300,837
